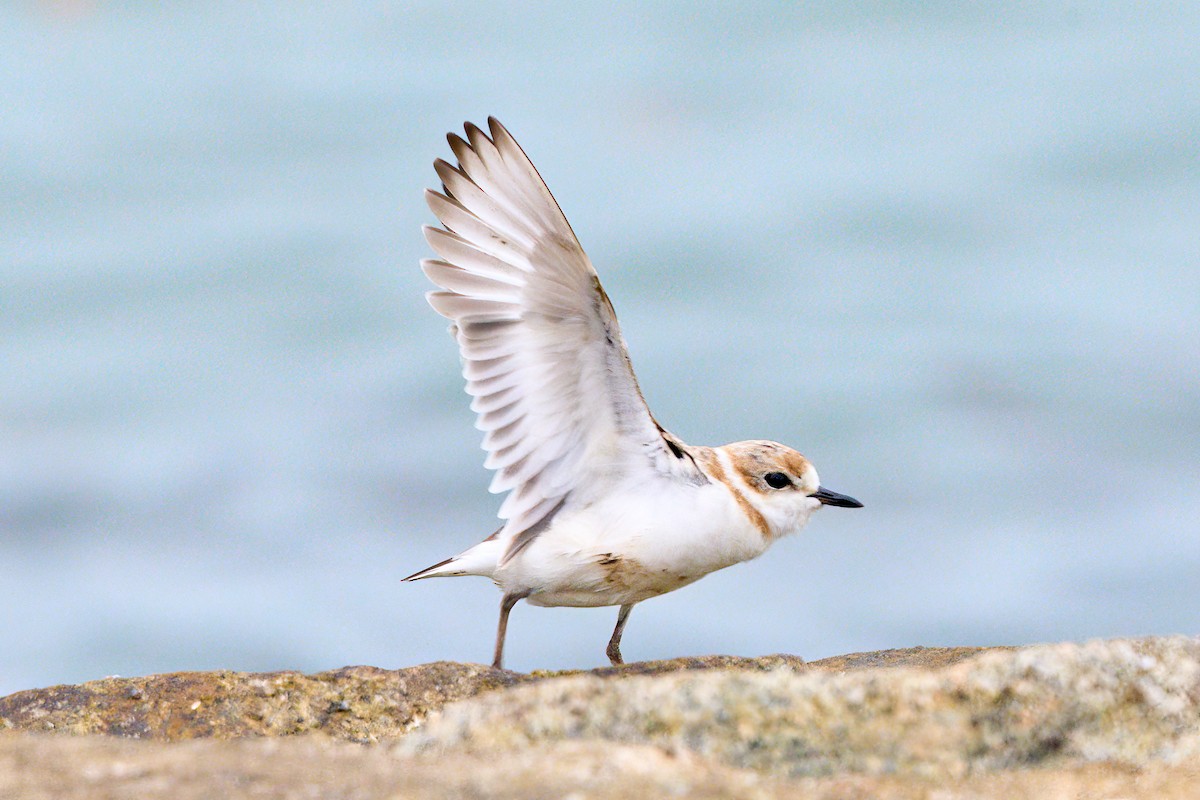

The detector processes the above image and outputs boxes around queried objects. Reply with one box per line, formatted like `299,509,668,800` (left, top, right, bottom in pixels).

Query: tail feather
402,557,457,581
403,537,504,581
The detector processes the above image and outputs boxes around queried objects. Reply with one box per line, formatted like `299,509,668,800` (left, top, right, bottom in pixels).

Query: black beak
811,486,863,508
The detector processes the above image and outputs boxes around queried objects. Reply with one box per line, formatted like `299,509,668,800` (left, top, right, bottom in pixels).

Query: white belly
495,480,773,607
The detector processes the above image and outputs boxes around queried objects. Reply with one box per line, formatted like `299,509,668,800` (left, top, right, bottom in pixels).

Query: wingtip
463,119,486,139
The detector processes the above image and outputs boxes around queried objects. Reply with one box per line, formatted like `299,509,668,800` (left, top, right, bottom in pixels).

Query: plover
406,118,862,669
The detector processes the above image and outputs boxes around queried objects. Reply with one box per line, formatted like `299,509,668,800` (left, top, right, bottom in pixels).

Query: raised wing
422,118,703,561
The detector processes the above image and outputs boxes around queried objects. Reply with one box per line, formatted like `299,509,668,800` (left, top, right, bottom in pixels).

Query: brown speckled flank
595,553,692,597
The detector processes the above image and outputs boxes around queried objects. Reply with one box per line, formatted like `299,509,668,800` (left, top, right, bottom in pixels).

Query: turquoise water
1,3,1198,694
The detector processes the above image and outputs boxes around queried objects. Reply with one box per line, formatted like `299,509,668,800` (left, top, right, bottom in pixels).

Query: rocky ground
2,638,1198,798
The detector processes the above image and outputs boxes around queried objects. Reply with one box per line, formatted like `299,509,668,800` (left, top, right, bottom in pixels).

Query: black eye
764,472,791,489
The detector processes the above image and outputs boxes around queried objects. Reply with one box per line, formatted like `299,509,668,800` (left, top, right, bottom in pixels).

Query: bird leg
492,591,529,669
606,603,635,665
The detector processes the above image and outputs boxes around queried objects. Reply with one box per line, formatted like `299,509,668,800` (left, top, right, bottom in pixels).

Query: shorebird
405,118,862,669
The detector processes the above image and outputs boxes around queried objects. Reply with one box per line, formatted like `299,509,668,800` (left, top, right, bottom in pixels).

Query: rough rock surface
2,638,1198,799
4,732,1200,800
404,637,1200,778
0,648,986,742
0,662,526,742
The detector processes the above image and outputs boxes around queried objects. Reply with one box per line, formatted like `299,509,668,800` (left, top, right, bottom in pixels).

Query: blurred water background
1,2,1197,695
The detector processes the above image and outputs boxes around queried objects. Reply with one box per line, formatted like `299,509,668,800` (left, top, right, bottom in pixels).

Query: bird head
720,440,862,539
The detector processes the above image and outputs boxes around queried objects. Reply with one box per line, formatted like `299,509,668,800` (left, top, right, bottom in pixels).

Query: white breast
497,477,773,607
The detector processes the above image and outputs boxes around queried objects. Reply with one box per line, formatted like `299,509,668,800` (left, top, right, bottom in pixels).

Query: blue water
1,2,1198,695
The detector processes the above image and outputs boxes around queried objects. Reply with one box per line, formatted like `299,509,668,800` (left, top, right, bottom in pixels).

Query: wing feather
434,160,539,245
421,263,522,305
422,118,706,563
475,400,524,431
424,192,531,264
426,292,519,322
423,228,530,280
